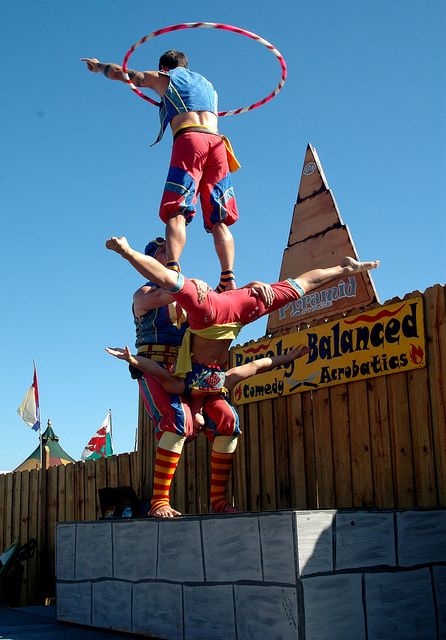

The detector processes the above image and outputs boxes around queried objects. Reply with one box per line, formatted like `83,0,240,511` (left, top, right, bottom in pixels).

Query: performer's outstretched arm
105,346,185,394
225,345,309,391
106,237,179,289
81,58,168,93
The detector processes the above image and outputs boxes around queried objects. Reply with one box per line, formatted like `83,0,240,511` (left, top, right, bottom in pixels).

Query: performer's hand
105,346,137,365
81,57,101,72
250,281,275,307
286,345,310,361
190,278,210,304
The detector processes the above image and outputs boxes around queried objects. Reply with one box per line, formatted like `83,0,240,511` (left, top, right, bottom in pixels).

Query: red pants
137,372,194,440
138,372,239,441
171,276,304,330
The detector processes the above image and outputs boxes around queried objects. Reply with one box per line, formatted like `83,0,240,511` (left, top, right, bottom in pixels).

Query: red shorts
137,372,194,440
202,394,241,440
138,369,240,442
159,132,239,232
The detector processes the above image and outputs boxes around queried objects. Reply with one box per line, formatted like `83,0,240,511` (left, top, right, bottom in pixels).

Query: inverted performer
106,235,380,367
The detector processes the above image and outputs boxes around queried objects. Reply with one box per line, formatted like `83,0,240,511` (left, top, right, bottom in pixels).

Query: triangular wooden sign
267,143,379,334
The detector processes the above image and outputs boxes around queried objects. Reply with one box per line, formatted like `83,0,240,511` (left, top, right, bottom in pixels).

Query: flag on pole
17,362,40,432
81,412,113,461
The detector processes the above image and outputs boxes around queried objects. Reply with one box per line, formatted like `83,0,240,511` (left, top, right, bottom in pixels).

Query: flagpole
33,360,43,469
109,409,113,457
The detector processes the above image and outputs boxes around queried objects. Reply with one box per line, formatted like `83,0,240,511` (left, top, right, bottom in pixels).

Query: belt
137,344,179,365
173,125,219,141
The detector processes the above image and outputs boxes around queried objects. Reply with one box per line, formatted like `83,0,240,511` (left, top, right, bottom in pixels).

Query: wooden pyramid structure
267,143,379,334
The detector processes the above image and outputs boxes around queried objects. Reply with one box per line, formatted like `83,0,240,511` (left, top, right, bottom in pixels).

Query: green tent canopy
14,420,75,472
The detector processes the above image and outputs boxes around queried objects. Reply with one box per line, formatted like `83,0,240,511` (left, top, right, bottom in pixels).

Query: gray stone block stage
56,509,446,639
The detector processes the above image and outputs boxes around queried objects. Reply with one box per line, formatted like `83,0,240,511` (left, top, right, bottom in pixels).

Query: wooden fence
0,284,444,605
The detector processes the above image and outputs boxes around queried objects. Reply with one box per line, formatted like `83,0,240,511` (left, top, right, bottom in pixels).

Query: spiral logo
303,162,316,176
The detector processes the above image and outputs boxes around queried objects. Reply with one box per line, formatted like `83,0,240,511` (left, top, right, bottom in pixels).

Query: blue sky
1,0,445,471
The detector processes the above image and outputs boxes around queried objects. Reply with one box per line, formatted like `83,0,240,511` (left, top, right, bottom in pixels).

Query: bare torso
170,111,218,135
191,335,232,368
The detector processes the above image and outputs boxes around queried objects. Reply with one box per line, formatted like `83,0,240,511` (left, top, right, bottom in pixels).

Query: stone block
75,521,113,580
133,581,183,640
303,574,365,640
56,523,76,580
433,566,446,638
259,512,297,583
336,511,395,570
158,519,204,582
296,511,335,576
113,519,158,580
57,581,91,625
235,585,299,640
92,580,132,631
365,568,436,640
184,584,236,640
202,515,262,582
398,510,446,566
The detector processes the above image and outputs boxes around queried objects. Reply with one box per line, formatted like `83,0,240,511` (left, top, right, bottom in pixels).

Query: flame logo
344,304,405,325
242,341,271,355
234,386,242,401
409,344,424,364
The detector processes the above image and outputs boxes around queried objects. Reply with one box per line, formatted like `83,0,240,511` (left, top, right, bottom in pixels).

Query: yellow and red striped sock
216,269,235,293
150,446,181,515
210,450,235,512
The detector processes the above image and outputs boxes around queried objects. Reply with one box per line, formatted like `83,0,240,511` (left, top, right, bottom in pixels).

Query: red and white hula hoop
122,22,287,116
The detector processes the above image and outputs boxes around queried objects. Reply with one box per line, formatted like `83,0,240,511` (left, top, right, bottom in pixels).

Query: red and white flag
81,412,113,461
17,362,40,432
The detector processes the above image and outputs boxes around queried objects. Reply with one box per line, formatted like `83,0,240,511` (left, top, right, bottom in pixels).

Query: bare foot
215,279,237,293
149,504,181,518
193,412,205,429
105,236,131,257
342,257,380,273
224,280,237,292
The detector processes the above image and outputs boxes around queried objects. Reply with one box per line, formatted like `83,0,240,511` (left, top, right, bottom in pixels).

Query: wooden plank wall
0,284,444,606
229,286,445,512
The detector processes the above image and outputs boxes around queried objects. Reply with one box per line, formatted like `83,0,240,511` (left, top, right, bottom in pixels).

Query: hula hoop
122,22,287,116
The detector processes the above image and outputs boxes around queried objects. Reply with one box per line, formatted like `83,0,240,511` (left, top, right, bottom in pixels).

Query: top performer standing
82,50,239,292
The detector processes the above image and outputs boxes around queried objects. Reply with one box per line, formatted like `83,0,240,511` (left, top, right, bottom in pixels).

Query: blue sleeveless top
152,67,218,145
134,282,188,347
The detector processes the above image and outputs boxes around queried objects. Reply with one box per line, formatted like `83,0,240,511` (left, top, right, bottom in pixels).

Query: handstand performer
82,51,239,292
106,235,380,514
127,237,242,517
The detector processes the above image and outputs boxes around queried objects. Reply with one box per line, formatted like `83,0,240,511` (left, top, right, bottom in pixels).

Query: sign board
233,298,425,405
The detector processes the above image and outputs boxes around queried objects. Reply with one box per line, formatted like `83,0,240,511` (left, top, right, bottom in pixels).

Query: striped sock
209,450,235,512
215,269,235,293
150,446,181,515
166,260,181,273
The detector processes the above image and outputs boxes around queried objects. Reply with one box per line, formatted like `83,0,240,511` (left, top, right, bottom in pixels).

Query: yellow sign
232,298,425,405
